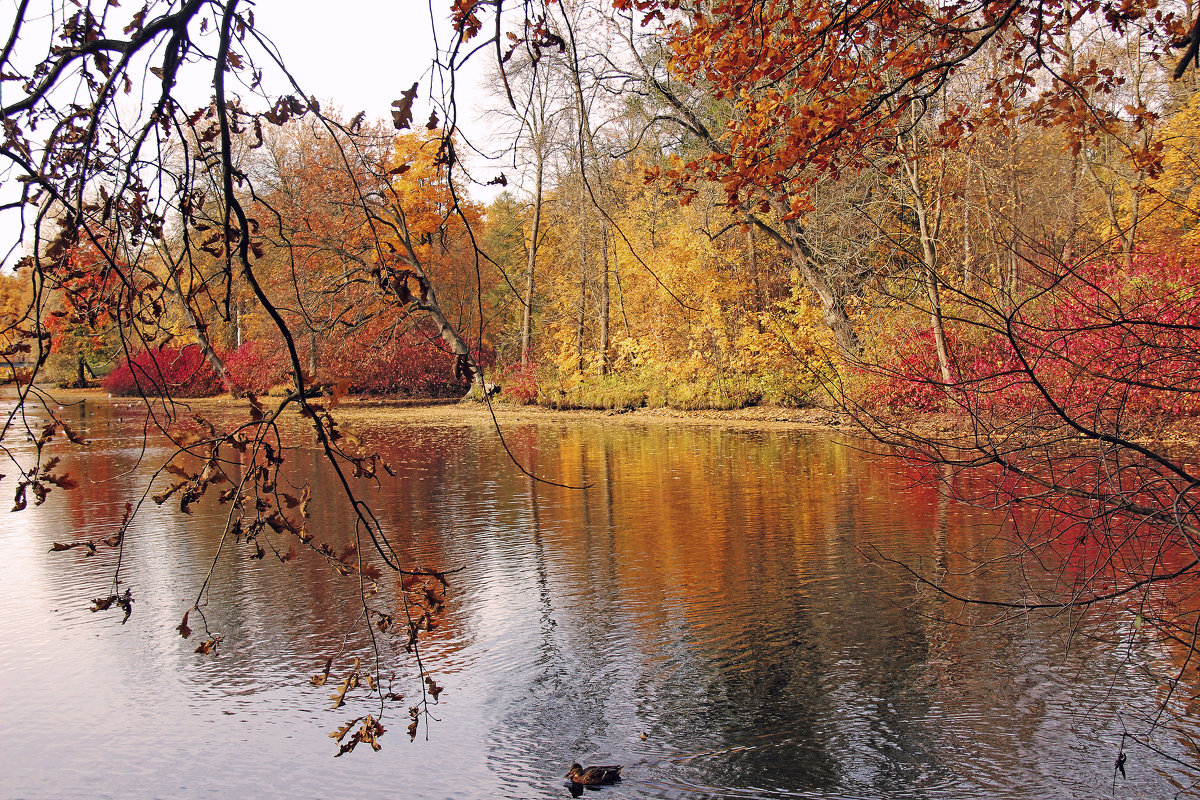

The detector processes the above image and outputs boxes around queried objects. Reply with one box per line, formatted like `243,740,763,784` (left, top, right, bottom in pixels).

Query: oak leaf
391,82,418,130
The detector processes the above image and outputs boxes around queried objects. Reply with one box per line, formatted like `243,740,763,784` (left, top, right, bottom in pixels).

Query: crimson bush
103,345,223,398
225,340,290,396
861,252,1200,418
317,328,492,397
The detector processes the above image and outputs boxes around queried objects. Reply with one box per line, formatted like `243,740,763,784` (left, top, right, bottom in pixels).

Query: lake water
1,396,1197,799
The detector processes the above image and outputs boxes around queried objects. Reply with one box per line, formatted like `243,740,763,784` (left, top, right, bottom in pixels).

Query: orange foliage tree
245,121,492,394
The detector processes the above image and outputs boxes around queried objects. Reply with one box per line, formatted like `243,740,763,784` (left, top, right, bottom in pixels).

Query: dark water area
1,395,1197,799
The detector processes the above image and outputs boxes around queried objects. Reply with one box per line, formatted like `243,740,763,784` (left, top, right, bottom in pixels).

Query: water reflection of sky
0,398,1196,799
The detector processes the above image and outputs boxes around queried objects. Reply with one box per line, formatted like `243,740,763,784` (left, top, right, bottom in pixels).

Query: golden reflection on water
0,400,1197,799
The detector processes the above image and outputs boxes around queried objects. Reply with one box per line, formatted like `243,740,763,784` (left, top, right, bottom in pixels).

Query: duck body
566,763,623,785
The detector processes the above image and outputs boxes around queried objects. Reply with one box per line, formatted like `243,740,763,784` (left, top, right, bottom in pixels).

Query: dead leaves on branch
398,571,449,653
325,658,381,711
177,609,193,639
377,265,431,308
332,714,386,756
194,636,221,655
316,657,392,755
453,353,476,383
44,391,449,758
153,416,233,514
298,401,395,481
7,0,460,759
310,569,452,754
50,502,130,556
90,588,133,624
13,421,89,512
644,0,1184,216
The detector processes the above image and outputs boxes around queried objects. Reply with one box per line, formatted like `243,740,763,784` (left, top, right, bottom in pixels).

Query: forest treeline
473,1,1200,416
17,0,1200,420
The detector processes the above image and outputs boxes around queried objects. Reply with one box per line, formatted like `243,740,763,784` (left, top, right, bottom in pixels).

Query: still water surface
0,397,1196,799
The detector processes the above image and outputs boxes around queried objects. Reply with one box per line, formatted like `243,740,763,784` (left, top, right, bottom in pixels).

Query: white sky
248,0,505,191
251,0,455,125
0,0,506,267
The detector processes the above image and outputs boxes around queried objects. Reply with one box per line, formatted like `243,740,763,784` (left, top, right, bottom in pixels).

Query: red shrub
103,345,224,398
862,250,1200,418
317,327,489,397
498,362,540,405
224,340,290,396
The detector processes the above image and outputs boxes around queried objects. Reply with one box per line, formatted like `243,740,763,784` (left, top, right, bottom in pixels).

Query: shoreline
338,399,856,432
27,386,854,433
21,386,1200,445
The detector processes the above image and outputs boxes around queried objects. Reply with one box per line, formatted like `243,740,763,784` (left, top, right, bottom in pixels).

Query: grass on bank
492,369,821,412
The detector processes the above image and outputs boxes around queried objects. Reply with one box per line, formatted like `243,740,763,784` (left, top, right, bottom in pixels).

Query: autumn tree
252,120,492,394
482,38,571,366
506,0,1190,358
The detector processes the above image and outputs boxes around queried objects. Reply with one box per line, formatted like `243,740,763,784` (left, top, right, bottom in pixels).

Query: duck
566,763,623,786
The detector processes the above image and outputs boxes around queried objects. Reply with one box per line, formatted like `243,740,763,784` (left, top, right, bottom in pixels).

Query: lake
0,395,1196,799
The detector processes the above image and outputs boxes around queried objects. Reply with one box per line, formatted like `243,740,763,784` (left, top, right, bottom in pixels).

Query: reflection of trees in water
15,410,1197,795
480,427,951,794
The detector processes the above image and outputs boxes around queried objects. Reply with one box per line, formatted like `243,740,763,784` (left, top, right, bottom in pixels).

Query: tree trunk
599,227,610,376
381,208,486,389
904,156,954,385
962,161,974,290
407,287,483,388
520,155,544,365
1063,17,1079,267
168,267,233,390
577,267,587,375
308,331,318,380
925,266,953,384
749,224,763,333
782,220,861,359
577,205,588,375
1005,125,1021,305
